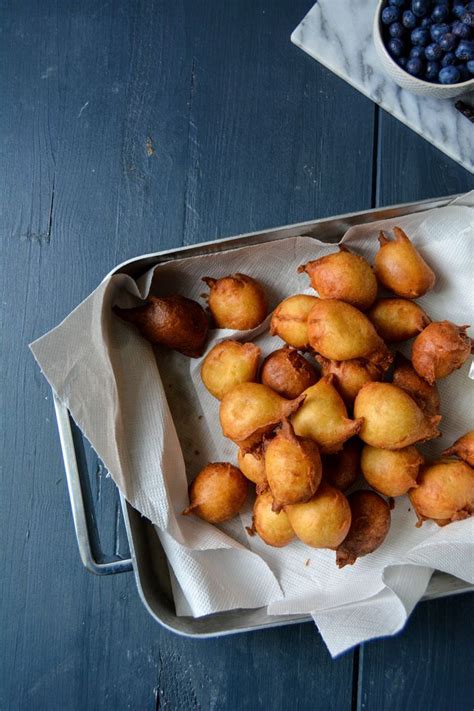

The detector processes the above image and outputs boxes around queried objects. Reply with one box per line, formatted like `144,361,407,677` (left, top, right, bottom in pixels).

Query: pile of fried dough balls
115,227,474,568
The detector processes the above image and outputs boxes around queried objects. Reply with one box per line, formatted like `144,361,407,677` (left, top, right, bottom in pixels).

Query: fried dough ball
201,340,261,400
374,227,436,298
202,273,267,330
270,294,318,349
443,431,474,468
264,421,322,512
182,463,247,523
291,376,363,454
298,246,377,311
360,445,423,497
322,439,361,492
307,299,393,370
392,352,440,416
252,491,295,547
316,355,384,405
285,482,351,549
354,382,441,449
368,298,431,342
237,449,267,489
336,491,391,568
261,347,317,399
114,295,208,357
409,459,474,526
219,383,304,452
411,321,472,384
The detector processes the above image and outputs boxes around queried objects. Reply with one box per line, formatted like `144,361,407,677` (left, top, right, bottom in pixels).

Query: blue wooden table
1,1,473,709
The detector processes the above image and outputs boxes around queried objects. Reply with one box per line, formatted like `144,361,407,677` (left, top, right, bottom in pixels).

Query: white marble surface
292,0,474,174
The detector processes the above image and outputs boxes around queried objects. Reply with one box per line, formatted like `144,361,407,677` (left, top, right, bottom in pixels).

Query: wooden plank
154,623,353,710
1,1,191,709
182,0,376,246
356,110,474,711
358,595,474,711
1,0,378,708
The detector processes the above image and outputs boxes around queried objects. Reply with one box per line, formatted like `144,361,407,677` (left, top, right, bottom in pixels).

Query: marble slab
292,0,474,174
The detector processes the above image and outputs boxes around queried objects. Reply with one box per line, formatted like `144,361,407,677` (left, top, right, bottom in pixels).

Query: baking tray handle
53,394,133,575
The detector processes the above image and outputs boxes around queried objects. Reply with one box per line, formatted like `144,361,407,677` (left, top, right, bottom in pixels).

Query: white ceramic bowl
373,0,474,99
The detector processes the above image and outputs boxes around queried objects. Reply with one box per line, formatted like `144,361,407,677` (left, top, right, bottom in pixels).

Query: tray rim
57,192,474,639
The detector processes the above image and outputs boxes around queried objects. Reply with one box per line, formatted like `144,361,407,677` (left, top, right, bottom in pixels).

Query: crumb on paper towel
305,559,311,567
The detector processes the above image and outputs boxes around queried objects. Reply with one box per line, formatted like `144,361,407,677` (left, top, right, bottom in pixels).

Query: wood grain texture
1,0,473,710
357,595,474,711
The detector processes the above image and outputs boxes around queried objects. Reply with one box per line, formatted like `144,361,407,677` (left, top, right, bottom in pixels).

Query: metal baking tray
53,195,473,638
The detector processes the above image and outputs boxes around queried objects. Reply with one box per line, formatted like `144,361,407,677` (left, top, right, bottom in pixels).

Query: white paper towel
30,193,474,656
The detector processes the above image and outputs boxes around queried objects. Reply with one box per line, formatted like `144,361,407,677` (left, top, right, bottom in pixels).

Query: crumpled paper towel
30,193,474,656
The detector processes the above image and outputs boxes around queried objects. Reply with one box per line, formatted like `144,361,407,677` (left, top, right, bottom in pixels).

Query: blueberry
430,23,450,42
412,0,430,17
467,58,474,72
467,2,474,11
439,32,457,50
425,60,441,80
406,57,424,75
388,37,406,56
398,56,409,69
382,6,400,23
453,3,468,19
411,27,430,44
462,11,474,26
410,45,426,58
389,0,406,5
425,42,443,59
455,39,474,59
452,20,472,38
402,9,417,27
457,64,470,80
389,21,405,37
431,4,449,22
439,65,461,82
441,51,456,65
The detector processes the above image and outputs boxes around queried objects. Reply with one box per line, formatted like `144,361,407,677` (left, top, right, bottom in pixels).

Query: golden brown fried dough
285,482,351,549
354,382,441,449
237,449,267,489
411,321,472,384
252,491,295,547
183,463,247,523
392,352,440,416
316,355,384,405
201,340,261,400
409,459,474,526
322,439,361,492
264,421,322,512
261,347,317,399
361,445,423,497
307,299,393,370
443,430,474,468
219,383,304,452
336,490,391,568
270,294,318,349
298,246,377,311
114,295,208,357
374,227,436,298
368,298,431,342
291,376,363,454
202,273,267,330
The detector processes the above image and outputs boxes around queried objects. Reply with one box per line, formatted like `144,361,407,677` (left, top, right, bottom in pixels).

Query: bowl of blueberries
374,0,474,98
